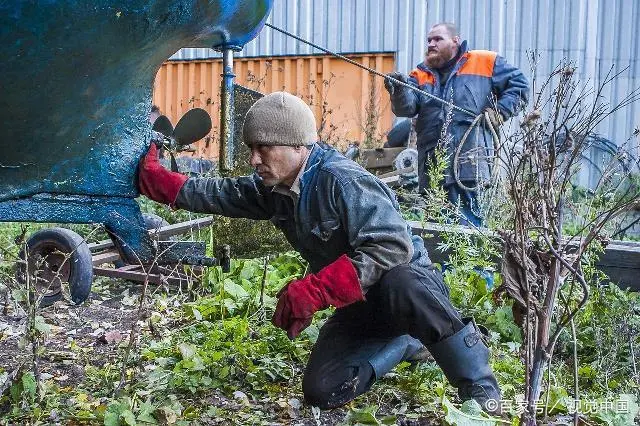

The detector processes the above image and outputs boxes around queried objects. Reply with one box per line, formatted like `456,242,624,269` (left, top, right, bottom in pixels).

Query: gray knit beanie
242,91,318,146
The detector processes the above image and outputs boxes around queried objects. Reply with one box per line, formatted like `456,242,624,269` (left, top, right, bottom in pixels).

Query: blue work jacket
390,41,529,189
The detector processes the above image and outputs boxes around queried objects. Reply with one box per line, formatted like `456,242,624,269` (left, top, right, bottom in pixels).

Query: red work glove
138,144,188,206
272,254,364,339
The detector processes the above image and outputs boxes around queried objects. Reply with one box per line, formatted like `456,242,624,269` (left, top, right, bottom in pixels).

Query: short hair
431,22,459,38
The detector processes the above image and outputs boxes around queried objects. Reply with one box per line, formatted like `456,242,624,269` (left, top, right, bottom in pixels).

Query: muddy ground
0,277,439,425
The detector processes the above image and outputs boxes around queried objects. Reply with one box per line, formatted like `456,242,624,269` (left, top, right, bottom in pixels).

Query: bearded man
385,22,528,226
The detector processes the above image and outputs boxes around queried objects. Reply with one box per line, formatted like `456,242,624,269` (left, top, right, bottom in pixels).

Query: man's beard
425,45,456,69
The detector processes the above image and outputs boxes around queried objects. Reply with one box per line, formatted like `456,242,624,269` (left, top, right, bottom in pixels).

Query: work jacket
390,41,529,189
175,144,431,292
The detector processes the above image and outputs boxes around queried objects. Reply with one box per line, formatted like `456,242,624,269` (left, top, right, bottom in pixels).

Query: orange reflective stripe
409,69,435,86
457,50,497,77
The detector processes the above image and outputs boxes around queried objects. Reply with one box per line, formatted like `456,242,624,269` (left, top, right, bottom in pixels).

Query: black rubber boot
427,318,501,415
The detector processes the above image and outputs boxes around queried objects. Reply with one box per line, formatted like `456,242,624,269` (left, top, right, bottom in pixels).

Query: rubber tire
18,227,93,307
113,213,170,268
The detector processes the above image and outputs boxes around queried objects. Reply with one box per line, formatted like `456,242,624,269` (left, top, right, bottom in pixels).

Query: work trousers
302,262,465,409
444,182,483,227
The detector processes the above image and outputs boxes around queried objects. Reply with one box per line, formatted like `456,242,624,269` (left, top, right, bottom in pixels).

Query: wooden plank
87,216,215,253
115,264,143,272
378,166,414,180
93,267,193,286
595,242,640,290
146,216,214,238
409,221,640,290
88,240,113,251
380,175,401,187
93,266,163,285
92,250,121,267
359,147,405,170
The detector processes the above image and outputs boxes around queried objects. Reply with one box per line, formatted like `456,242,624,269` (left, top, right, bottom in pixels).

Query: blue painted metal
0,194,210,264
0,0,272,263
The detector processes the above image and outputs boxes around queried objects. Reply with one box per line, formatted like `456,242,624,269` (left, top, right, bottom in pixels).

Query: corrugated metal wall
425,1,638,135
167,0,638,165
423,0,640,186
153,54,395,159
170,0,428,84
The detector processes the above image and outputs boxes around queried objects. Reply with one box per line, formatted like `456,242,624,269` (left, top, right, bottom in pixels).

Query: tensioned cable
265,23,475,117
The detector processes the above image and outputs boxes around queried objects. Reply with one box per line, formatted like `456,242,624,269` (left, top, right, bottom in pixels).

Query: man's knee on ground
302,363,374,409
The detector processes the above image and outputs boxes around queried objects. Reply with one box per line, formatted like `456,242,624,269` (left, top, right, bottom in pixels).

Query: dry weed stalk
495,54,640,425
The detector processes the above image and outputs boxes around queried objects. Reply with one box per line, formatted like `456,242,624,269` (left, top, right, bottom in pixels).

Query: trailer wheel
17,228,93,307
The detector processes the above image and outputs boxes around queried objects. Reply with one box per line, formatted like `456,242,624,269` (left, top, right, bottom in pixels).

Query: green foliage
555,283,640,395
441,396,502,426
383,361,445,405
590,394,640,426
10,371,37,406
3,183,640,425
3,244,640,425
421,146,451,222
341,405,397,425
484,305,522,344
395,131,640,425
187,253,306,319
141,316,307,396
103,397,158,426
138,254,311,400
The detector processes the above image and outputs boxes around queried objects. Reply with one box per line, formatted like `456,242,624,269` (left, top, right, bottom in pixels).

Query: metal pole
220,49,235,174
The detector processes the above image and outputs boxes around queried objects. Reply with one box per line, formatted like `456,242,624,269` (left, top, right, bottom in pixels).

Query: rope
453,111,501,192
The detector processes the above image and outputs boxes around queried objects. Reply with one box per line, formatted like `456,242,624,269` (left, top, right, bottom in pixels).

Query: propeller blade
152,115,174,138
169,152,179,173
173,108,212,146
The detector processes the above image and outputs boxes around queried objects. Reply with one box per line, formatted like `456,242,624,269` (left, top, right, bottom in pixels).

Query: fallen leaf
233,390,250,405
97,330,123,345
157,406,178,425
312,406,322,425
178,342,197,360
91,328,105,337
287,398,301,419
288,398,302,409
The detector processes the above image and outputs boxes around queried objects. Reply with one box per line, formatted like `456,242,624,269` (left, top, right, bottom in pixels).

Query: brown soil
0,277,439,425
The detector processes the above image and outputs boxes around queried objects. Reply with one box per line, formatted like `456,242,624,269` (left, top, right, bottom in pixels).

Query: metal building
169,0,639,183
